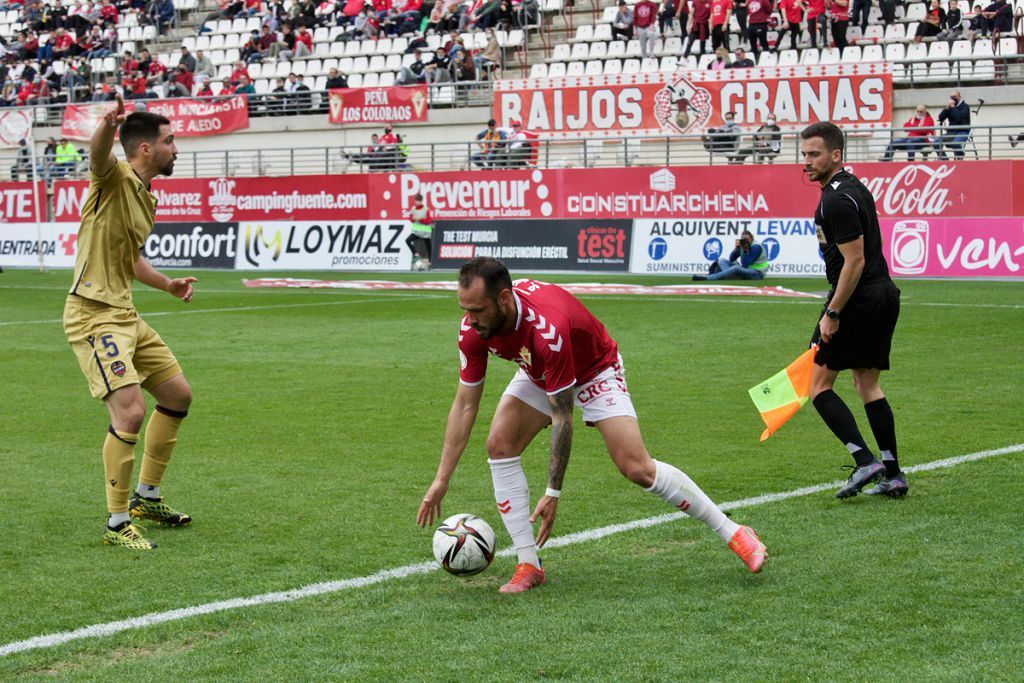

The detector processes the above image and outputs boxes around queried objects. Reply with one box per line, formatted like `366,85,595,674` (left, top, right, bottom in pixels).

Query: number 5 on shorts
100,334,120,358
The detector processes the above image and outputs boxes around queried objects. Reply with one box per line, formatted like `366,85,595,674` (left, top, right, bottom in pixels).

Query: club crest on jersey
517,346,532,368
110,360,127,377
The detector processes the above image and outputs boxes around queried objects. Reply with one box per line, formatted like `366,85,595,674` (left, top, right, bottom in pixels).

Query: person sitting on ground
693,230,769,280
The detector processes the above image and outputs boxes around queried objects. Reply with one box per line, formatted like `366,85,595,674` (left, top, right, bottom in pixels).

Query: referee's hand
818,314,838,344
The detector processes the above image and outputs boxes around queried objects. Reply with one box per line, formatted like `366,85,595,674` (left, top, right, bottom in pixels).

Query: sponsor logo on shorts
110,360,126,377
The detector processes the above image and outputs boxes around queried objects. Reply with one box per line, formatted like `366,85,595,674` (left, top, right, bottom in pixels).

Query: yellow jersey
68,160,157,309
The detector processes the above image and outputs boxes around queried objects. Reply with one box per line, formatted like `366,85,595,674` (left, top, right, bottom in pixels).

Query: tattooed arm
530,387,575,547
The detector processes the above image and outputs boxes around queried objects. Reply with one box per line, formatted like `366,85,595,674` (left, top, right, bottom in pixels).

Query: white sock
645,460,739,543
107,512,131,528
136,483,159,499
488,456,541,568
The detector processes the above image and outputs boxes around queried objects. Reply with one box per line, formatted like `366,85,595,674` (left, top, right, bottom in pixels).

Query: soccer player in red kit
416,258,767,593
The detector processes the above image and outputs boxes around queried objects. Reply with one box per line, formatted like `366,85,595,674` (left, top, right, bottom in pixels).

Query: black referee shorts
811,279,901,371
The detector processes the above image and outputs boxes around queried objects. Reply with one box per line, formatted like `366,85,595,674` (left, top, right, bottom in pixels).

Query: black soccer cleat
864,471,909,498
835,460,885,499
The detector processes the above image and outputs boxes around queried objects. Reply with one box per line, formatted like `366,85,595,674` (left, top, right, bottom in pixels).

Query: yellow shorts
63,295,182,399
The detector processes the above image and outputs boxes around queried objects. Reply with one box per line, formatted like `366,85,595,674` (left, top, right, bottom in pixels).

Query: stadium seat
360,40,377,56
585,59,603,75
905,21,919,38
884,43,905,61
368,55,386,73
971,59,994,80
384,54,401,71
347,73,363,88
505,30,525,48
530,63,549,78
758,50,778,66
249,63,263,79
567,61,586,76
378,71,395,87
884,23,905,42
351,56,369,73
799,48,820,64
330,42,345,57
950,40,972,58
589,41,608,59
548,61,567,77
224,33,241,49
929,41,950,59
659,37,682,55
604,58,623,74
210,34,225,50
231,17,246,33
196,35,211,51
862,44,884,62
392,37,408,53
641,57,659,72
659,56,677,71
862,25,884,43
254,78,270,94
323,58,338,73
344,40,361,56
601,6,617,21
927,60,950,81
313,27,329,43
225,48,240,64
551,43,570,61
840,45,862,63
677,55,697,70
210,49,225,65
216,19,231,34
622,58,641,73
339,57,355,72
625,40,641,57
608,40,626,58
820,47,840,64
571,42,589,59
362,73,379,87
906,2,926,20
697,53,716,69
973,39,994,57
246,17,260,32
997,37,1017,56
573,25,594,43
777,49,799,65
593,24,613,42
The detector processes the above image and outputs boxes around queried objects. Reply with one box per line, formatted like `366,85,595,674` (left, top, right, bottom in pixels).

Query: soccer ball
432,513,496,576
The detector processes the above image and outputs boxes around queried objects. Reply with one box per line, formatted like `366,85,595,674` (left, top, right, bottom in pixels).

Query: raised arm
90,92,126,177
417,380,485,527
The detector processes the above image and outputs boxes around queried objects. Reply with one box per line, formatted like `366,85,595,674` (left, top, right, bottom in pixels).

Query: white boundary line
0,294,447,328
2,443,1021,659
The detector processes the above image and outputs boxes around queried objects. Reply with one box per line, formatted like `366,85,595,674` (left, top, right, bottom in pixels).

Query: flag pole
27,129,45,273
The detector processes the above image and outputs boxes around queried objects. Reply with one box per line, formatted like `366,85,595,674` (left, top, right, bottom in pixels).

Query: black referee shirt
814,169,891,289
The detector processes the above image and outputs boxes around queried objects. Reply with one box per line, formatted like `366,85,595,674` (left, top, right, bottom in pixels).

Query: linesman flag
748,345,817,442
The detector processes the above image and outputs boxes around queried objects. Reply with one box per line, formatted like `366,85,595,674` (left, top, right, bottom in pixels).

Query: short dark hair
800,121,845,153
458,257,513,299
120,111,171,157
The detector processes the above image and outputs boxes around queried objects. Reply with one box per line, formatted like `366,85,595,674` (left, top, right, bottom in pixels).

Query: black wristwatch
825,308,841,321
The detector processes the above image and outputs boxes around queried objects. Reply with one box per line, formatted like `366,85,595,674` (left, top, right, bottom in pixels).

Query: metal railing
16,124,1022,181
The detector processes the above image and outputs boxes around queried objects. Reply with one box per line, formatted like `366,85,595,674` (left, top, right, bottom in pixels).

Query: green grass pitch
1,270,1021,680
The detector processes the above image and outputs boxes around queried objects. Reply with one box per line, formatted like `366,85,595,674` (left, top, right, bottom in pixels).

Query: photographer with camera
693,229,769,281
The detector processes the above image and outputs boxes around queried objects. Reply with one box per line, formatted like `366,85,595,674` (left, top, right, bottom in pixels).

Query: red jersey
829,0,849,20
691,0,710,23
710,0,731,25
778,0,803,23
458,280,619,395
747,0,772,23
806,0,824,18
633,0,659,27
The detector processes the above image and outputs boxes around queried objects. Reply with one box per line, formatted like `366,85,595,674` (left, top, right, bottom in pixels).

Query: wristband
545,487,561,498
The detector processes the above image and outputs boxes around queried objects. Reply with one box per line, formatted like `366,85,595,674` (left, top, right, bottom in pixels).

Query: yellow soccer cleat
129,493,192,527
103,522,157,550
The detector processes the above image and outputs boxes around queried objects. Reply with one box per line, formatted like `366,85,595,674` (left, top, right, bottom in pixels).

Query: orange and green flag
748,345,817,442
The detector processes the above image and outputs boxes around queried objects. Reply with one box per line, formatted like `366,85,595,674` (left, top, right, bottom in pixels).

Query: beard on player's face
474,303,507,338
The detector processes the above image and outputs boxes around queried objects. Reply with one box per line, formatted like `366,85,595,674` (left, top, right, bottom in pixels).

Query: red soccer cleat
498,562,546,594
728,526,767,573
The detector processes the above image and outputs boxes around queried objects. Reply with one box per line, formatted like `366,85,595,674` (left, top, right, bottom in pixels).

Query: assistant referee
799,122,908,499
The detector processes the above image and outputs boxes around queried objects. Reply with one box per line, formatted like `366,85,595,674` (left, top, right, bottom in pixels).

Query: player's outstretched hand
105,93,127,128
417,480,448,528
168,276,198,302
530,495,559,547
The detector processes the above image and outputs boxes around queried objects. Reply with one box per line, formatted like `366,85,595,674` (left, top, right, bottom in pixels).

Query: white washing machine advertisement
630,218,825,277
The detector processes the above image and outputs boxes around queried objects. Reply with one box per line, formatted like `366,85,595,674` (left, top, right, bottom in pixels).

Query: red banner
60,97,249,141
0,182,47,223
493,65,892,138
51,160,1022,224
328,85,428,124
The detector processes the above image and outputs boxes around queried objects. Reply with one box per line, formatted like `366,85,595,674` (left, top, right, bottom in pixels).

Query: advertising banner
0,110,33,146
328,85,429,124
0,221,78,267
60,103,114,141
236,221,413,270
432,219,632,271
883,218,1024,278
0,182,46,222
630,218,824,277
143,223,239,269
143,96,250,137
493,65,892,138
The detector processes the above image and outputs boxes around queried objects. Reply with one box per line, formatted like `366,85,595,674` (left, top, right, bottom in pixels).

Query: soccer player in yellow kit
63,94,197,550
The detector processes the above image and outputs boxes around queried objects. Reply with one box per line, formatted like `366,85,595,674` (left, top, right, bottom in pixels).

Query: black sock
864,398,900,476
813,390,875,466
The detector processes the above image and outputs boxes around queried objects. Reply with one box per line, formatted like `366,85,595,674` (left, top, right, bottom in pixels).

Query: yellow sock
138,406,188,490
104,427,138,514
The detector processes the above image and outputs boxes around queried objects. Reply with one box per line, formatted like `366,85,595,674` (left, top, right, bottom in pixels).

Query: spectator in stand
729,46,754,66
53,137,81,178
79,26,106,58
229,60,250,85
684,0,711,56
240,31,262,62
60,57,86,98
405,193,433,269
196,75,213,97
397,48,427,84
295,0,318,27
472,118,506,169
424,45,452,83
878,0,896,24
22,29,40,59
51,26,76,60
123,69,149,98
611,0,634,40
370,0,390,26
167,64,194,96
829,0,850,55
966,4,986,38
980,0,1012,36
938,90,971,160
314,0,336,24
235,73,255,94
220,76,236,95
505,119,532,167
658,0,676,34
292,25,314,57
267,76,287,112
515,0,539,27
710,0,732,51
10,139,31,181
849,0,869,32
293,73,312,109
710,45,731,68
937,0,964,40
732,114,782,163
194,49,214,78
453,45,476,80
121,50,139,75
475,28,500,78
147,56,168,88
745,0,771,58
91,82,114,101
345,133,386,169
634,0,660,58
240,0,262,18
352,6,380,38
805,0,826,47
137,49,154,74
675,0,689,41
394,0,423,34
203,0,242,25
914,0,946,42
1009,132,1024,148
733,0,748,44
325,66,348,88
273,23,297,60
775,0,804,50
882,105,940,161
97,0,117,24
178,45,196,72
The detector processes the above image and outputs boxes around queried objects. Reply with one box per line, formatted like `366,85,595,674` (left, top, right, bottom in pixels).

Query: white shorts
502,355,638,426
